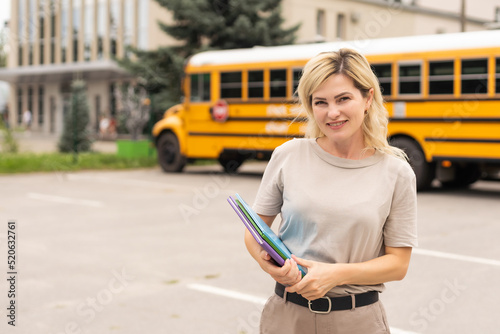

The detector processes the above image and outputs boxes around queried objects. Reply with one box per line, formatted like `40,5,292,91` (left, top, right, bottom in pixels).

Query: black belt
275,283,379,314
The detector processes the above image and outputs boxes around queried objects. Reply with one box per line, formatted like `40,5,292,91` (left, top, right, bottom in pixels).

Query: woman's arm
285,246,412,300
244,214,302,286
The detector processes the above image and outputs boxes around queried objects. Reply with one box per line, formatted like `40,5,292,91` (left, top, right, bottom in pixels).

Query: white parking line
186,283,420,334
27,192,104,208
413,248,500,267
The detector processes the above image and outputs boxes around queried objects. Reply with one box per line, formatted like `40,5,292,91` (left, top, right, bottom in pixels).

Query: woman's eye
314,101,326,106
338,96,350,102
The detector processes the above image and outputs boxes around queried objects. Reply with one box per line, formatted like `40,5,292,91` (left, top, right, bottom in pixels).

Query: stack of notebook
227,193,307,276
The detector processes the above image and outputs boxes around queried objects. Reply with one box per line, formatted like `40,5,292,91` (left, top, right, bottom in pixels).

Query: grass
0,152,158,174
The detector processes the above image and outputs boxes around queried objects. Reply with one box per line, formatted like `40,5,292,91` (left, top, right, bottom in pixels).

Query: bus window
190,73,211,102
292,68,302,96
372,64,392,96
461,58,488,94
429,60,454,95
398,63,421,95
221,71,242,99
270,69,287,98
496,58,500,94
248,70,264,98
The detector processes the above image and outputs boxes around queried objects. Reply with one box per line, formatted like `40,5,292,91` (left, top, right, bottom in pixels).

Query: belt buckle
308,296,332,314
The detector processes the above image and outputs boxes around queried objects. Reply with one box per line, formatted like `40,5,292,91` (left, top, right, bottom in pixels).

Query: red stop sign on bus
211,100,229,123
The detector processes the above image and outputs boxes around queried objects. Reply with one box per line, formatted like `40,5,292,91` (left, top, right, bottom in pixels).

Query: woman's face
312,74,373,149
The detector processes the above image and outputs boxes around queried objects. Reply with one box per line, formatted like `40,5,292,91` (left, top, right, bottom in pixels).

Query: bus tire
218,152,246,173
440,163,481,188
157,132,186,173
390,137,435,191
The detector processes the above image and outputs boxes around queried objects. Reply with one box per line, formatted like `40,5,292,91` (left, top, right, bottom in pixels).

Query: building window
292,68,302,97
270,69,287,98
371,64,392,96
50,0,56,63
137,0,149,49
17,0,25,66
495,58,500,94
73,1,81,62
316,9,326,39
495,7,500,22
398,63,421,95
95,95,101,132
248,70,264,99
220,72,242,99
110,0,120,57
28,0,36,65
17,88,23,125
190,73,211,102
461,59,488,95
110,83,117,117
27,87,33,124
97,0,106,59
124,0,134,57
429,60,454,95
38,86,44,125
336,13,346,40
61,0,69,63
39,0,45,65
84,0,94,61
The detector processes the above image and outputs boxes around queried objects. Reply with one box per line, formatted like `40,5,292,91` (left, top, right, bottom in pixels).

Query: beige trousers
260,294,391,334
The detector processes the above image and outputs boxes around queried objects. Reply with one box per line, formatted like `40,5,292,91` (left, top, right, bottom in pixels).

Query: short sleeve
252,145,286,216
384,166,418,248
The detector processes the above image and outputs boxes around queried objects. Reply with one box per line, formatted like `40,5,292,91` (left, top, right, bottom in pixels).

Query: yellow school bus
152,30,500,190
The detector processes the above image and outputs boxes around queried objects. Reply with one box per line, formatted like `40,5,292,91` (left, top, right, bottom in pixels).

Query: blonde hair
297,48,406,160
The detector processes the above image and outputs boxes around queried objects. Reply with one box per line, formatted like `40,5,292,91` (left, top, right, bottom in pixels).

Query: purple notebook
227,196,286,266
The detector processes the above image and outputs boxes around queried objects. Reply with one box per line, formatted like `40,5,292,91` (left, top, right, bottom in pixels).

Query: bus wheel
157,132,186,172
218,152,246,173
390,137,435,191
440,163,481,188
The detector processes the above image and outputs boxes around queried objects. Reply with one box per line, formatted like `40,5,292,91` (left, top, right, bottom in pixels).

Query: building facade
0,0,494,135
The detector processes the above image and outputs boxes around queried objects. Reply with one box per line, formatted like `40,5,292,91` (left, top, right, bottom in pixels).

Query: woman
245,49,417,333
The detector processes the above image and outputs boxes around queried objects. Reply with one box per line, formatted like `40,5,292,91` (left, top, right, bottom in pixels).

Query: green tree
119,0,299,113
58,80,92,155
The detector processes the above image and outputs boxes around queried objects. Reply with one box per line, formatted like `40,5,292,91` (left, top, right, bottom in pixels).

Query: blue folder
228,193,307,276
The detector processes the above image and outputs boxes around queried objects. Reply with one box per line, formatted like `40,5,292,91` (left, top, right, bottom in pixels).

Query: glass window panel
461,79,487,94
429,61,454,95
496,58,500,94
398,64,421,94
221,72,242,99
270,69,287,98
372,64,391,78
248,70,263,98
399,65,420,77
461,59,487,75
430,81,454,95
190,74,199,102
399,82,421,95
372,64,392,96
202,74,211,101
430,61,454,76
292,68,302,96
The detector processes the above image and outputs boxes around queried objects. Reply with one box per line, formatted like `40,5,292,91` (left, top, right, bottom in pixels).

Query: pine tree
58,80,92,154
119,0,299,113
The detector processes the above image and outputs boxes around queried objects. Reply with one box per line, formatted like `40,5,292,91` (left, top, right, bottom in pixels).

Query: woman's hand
257,250,302,287
285,255,342,300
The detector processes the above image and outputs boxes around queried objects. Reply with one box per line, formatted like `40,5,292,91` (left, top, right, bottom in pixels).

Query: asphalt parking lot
0,163,499,334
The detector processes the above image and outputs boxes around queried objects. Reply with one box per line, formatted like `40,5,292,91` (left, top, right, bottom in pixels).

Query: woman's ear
365,88,374,110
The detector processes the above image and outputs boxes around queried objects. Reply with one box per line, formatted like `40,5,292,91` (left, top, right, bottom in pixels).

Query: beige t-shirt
253,138,417,296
